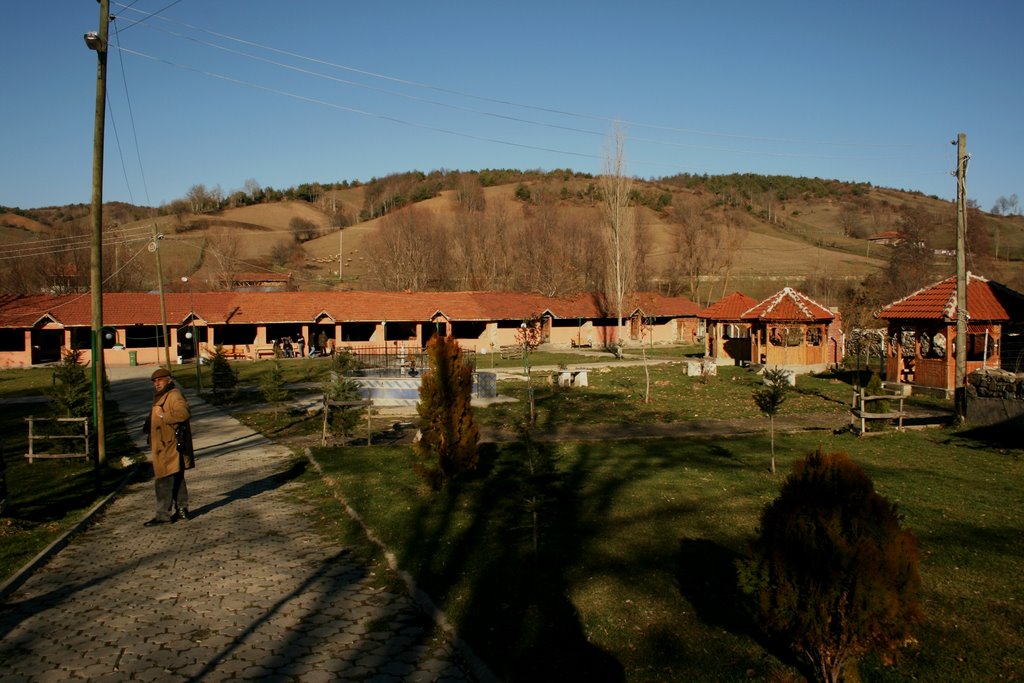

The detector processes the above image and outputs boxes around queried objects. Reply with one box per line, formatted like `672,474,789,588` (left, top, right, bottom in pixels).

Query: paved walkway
0,366,474,682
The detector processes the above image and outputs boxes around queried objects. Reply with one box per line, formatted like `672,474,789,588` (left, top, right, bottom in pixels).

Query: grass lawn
307,427,1023,682
480,364,860,431
0,399,139,584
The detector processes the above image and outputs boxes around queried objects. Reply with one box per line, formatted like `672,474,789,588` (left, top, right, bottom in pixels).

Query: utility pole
954,132,969,421
152,225,172,369
85,0,110,465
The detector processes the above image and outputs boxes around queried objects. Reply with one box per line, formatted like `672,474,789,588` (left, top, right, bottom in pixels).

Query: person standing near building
145,368,194,526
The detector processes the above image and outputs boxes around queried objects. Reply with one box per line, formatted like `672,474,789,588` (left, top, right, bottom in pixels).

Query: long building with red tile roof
0,290,700,369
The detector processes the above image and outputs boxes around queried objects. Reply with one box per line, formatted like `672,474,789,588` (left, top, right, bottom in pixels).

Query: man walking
145,368,195,526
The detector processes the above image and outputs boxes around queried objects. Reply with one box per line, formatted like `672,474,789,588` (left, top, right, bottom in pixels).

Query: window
725,323,750,339
806,327,822,346
0,329,25,352
769,326,803,347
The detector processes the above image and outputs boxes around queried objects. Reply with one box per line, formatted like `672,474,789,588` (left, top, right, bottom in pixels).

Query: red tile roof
742,287,835,322
875,273,1024,322
0,290,701,328
697,292,758,320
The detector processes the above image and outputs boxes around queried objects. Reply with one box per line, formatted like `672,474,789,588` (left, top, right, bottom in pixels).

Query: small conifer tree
259,359,289,418
737,449,922,683
413,335,479,490
322,349,365,444
48,349,92,418
753,367,790,473
210,345,238,399
46,349,93,453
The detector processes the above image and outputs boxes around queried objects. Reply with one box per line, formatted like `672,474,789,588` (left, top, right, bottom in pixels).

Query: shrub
413,335,479,490
737,449,922,683
865,372,890,431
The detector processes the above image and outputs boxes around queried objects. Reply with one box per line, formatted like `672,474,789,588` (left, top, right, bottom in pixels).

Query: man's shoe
143,518,170,527
173,508,189,522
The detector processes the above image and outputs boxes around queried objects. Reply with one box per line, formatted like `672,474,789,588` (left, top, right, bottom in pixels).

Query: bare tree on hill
206,227,241,290
366,206,444,291
600,126,637,344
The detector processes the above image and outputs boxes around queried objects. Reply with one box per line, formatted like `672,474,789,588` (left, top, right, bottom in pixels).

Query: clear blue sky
3,1,1021,212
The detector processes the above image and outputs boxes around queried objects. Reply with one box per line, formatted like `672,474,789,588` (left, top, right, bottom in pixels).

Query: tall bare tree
206,227,240,290
600,125,636,345
366,206,443,291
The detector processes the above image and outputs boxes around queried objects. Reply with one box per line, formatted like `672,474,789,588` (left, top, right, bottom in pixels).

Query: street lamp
182,277,202,394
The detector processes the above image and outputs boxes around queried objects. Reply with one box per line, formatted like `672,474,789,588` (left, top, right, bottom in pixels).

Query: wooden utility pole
152,224,172,369
87,0,110,465
954,132,969,420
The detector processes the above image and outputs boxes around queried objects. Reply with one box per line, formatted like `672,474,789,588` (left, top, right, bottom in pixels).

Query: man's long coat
149,385,194,478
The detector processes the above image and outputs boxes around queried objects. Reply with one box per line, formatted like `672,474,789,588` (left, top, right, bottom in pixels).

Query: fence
24,416,91,463
339,345,476,373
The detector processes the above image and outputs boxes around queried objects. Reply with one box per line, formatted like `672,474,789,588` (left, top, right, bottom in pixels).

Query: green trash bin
128,351,137,366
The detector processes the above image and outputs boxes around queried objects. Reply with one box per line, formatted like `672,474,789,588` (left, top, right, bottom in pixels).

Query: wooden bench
850,389,905,435
253,346,277,359
570,339,593,349
499,345,523,360
219,345,249,360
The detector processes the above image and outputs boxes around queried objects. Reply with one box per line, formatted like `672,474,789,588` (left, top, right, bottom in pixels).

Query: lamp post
182,277,202,394
85,0,110,466
381,320,387,371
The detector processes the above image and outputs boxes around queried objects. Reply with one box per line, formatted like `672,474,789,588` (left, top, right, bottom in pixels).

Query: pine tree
47,349,92,418
259,359,289,418
210,345,238,399
322,349,365,444
413,335,479,490
737,449,922,683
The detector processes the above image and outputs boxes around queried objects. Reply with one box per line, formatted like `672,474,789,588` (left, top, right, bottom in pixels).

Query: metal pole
87,0,110,466
184,277,202,394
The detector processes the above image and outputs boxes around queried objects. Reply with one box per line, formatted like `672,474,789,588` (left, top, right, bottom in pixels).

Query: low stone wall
968,367,1024,399
966,368,1024,429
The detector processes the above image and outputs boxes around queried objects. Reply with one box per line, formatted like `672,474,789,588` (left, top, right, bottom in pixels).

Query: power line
114,3,942,155
112,20,153,206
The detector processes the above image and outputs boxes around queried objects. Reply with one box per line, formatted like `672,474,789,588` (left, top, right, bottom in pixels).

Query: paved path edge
0,464,140,602
302,446,499,683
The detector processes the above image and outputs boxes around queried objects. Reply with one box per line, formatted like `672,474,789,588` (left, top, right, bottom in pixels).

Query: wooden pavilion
742,287,842,372
874,273,1024,392
698,292,758,365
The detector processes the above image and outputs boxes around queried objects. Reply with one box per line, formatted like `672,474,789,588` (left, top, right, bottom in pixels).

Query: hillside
2,174,1022,304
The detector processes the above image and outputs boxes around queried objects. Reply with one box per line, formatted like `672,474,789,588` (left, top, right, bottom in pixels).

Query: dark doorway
31,329,64,365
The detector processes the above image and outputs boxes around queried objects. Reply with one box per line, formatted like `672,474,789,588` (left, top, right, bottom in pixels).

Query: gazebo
698,292,758,365
874,273,1024,392
742,287,841,372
